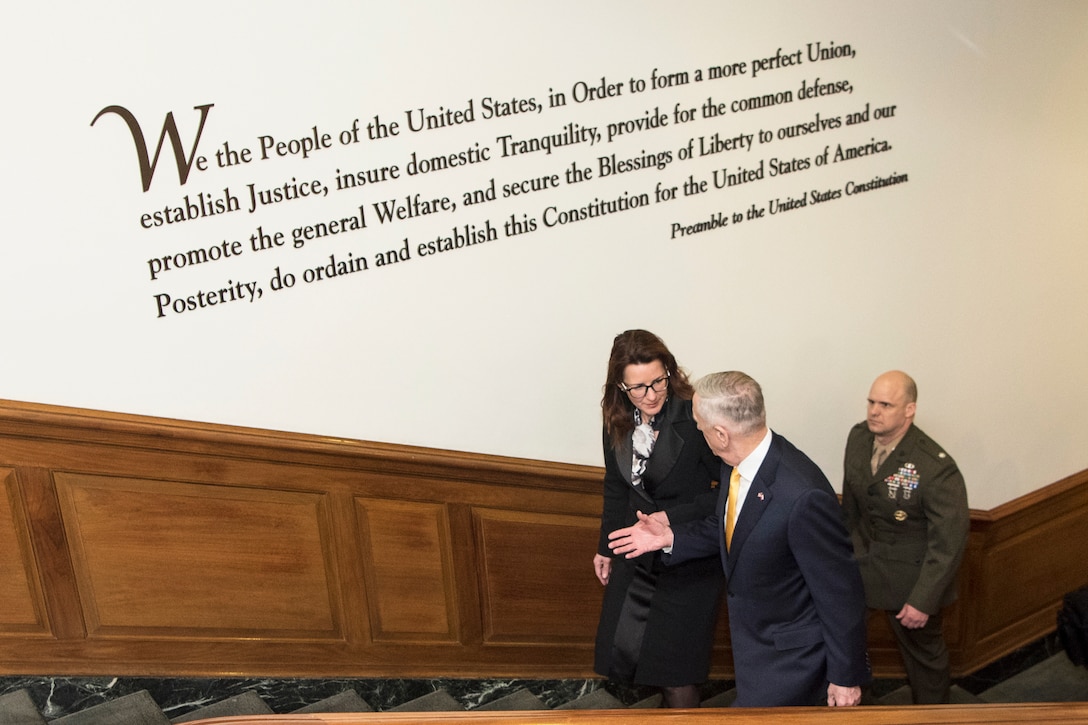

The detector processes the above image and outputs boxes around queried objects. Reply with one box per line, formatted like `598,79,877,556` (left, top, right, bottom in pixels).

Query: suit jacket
841,422,969,614
668,432,870,707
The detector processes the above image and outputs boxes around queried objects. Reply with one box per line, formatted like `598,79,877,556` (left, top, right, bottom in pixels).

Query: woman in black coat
593,330,724,708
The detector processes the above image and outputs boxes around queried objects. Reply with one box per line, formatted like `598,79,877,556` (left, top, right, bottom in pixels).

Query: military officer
842,371,969,704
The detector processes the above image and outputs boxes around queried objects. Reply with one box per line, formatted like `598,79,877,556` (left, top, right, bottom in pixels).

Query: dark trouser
886,610,951,704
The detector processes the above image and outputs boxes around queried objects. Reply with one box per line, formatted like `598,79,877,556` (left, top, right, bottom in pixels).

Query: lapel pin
757,492,765,501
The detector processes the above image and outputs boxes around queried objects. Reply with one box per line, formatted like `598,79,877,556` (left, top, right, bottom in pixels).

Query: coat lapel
613,435,633,486
612,435,655,507
643,409,683,493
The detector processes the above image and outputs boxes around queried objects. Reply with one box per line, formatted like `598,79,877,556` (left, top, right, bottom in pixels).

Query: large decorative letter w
91,104,214,192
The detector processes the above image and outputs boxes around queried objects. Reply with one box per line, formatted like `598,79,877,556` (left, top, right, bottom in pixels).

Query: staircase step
292,689,372,713
877,683,982,706
0,689,46,725
389,690,462,712
555,688,623,709
950,685,984,704
979,652,1088,702
475,688,548,711
170,691,271,723
878,684,912,705
52,690,168,725
629,693,663,708
700,688,737,708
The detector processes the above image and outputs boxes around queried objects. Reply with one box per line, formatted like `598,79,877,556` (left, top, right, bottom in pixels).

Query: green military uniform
842,422,969,704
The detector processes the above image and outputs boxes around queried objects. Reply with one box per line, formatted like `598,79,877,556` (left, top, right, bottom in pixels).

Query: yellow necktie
726,467,741,551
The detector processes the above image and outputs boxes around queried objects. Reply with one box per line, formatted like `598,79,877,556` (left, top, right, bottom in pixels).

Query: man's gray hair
694,371,767,436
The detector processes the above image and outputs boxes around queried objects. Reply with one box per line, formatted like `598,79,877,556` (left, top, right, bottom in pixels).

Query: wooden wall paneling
13,466,86,641
354,497,459,643
0,468,48,635
708,599,733,678
0,400,603,501
1,399,1088,679
992,480,1088,615
942,523,986,675
986,471,1088,543
52,472,342,640
949,518,993,673
324,488,373,652
447,502,484,647
951,522,989,645
973,508,1088,654
951,471,1088,671
472,507,602,644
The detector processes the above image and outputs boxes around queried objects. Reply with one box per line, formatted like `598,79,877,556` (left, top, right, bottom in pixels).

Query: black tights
661,684,700,708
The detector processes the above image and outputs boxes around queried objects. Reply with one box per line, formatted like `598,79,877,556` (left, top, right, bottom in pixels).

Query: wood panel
952,471,1088,672
473,508,602,644
0,397,1085,680
976,510,1085,635
16,465,86,640
0,468,45,633
356,498,458,642
54,472,340,639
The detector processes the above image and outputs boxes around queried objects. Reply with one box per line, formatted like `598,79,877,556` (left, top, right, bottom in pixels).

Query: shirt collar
736,428,773,482
874,429,907,454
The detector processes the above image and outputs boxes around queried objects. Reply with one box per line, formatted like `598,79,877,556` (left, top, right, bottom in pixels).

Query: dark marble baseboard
0,676,640,719
955,632,1065,694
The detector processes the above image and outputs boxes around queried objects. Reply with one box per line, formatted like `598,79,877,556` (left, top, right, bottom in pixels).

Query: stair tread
52,691,168,725
170,691,271,723
555,689,623,710
0,689,46,725
475,688,548,711
388,690,463,712
292,689,372,713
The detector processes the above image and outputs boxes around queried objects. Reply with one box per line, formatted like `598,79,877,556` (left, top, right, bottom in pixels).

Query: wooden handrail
184,702,1088,725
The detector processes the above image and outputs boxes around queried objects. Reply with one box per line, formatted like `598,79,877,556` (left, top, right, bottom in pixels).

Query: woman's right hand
593,553,612,586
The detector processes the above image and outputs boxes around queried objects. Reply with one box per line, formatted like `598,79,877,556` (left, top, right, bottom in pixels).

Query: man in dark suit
609,371,870,707
841,370,968,704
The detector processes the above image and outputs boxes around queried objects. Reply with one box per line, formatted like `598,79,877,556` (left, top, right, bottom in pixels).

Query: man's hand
608,510,674,558
647,510,671,527
592,554,612,586
896,603,930,629
826,683,861,707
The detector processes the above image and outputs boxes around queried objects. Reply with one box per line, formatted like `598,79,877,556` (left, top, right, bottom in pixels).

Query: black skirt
594,549,723,686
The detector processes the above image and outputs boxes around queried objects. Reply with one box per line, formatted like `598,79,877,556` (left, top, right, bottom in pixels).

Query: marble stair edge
0,679,722,722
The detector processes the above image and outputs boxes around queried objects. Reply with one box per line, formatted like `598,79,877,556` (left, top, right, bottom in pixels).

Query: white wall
2,1,1086,508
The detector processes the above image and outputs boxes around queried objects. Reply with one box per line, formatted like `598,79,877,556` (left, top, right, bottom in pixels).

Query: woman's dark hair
601,329,694,447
